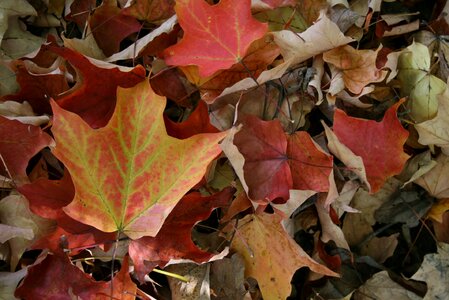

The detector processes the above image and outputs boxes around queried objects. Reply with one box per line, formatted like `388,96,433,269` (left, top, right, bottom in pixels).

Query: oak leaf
129,187,234,282
163,0,268,77
333,100,410,193
323,45,387,94
230,213,337,300
232,115,333,202
51,80,226,239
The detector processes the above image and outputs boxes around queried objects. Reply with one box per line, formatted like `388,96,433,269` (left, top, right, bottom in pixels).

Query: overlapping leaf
232,115,333,202
163,0,268,77
51,80,226,239
333,100,410,193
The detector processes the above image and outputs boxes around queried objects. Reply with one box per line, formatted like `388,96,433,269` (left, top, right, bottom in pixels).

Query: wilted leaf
166,263,210,300
323,45,387,94
51,80,226,239
354,271,422,300
163,0,268,77
333,100,410,193
415,87,449,155
414,153,449,198
397,42,446,123
411,243,449,300
0,194,54,270
0,268,27,300
210,253,247,300
129,188,234,281
230,213,337,300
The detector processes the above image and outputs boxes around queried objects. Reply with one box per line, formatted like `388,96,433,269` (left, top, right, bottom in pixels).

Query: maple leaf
230,213,337,300
323,45,387,94
333,100,410,193
50,80,226,239
89,0,141,57
162,0,268,77
129,187,234,282
46,44,146,128
0,116,54,183
181,37,280,103
232,115,333,202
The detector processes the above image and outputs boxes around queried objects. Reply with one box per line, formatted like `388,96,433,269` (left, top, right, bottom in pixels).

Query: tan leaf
416,87,449,154
231,213,337,300
323,45,387,94
411,243,449,300
414,154,449,198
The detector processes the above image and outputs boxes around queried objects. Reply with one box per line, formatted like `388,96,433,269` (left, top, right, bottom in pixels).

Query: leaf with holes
50,80,226,239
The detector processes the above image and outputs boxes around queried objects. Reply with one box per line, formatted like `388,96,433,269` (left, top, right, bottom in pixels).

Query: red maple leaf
162,0,268,77
233,115,333,202
333,100,410,193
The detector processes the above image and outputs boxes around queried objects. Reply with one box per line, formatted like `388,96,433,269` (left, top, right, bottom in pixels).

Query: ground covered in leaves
1,0,449,299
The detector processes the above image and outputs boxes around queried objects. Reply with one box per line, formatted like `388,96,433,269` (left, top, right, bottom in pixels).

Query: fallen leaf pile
1,0,449,299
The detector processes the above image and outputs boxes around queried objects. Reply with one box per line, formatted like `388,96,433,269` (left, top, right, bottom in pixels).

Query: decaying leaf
415,87,449,154
411,243,449,300
323,45,387,94
397,42,447,123
230,213,337,300
51,80,226,239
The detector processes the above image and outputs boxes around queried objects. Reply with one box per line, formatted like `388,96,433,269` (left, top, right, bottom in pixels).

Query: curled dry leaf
323,45,387,94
